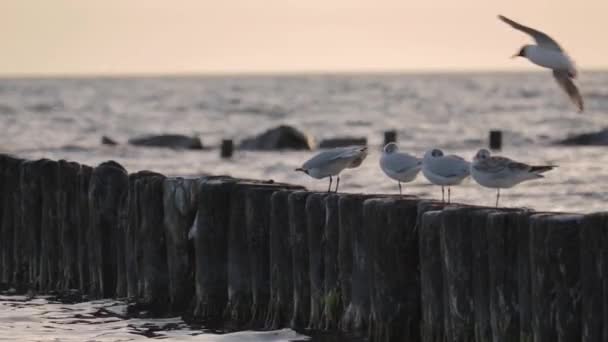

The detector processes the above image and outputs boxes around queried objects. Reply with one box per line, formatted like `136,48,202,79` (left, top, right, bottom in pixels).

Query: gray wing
553,70,584,113
302,146,366,169
385,154,421,173
432,156,470,178
498,15,563,52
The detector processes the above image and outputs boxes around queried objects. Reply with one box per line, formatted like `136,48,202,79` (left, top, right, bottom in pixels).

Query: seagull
379,143,421,194
498,15,584,112
471,148,556,207
422,149,470,203
295,146,368,192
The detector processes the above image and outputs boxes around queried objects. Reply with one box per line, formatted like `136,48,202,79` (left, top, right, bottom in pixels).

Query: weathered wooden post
486,210,532,342
340,194,381,335
221,139,234,158
489,130,502,150
530,214,583,342
20,159,44,289
368,197,421,342
193,177,233,324
440,206,477,342
306,192,329,329
40,159,60,292
0,155,23,286
580,213,608,342
57,160,81,291
88,161,129,298
163,177,198,313
289,191,312,328
384,130,397,146
245,185,290,326
225,182,253,327
135,171,167,313
321,194,341,330
267,189,298,329
76,165,92,293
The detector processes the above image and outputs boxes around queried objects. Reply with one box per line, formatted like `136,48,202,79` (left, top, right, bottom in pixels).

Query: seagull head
424,148,444,160
474,149,491,161
294,167,309,175
512,45,529,58
383,142,398,154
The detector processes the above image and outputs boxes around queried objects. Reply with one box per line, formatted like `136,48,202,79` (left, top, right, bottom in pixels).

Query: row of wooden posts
1,152,603,342
219,130,503,158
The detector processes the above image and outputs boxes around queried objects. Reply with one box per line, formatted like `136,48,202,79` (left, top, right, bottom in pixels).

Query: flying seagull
498,15,584,113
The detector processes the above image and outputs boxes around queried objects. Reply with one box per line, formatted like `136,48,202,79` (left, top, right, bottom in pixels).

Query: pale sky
1,0,606,76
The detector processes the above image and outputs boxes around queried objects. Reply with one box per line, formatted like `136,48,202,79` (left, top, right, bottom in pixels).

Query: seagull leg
327,176,333,193
335,176,340,193
448,187,451,204
496,189,500,208
441,186,445,203
398,181,402,195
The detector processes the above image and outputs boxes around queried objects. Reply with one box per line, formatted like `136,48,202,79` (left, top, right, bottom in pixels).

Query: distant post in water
489,131,502,151
383,130,397,146
221,139,234,158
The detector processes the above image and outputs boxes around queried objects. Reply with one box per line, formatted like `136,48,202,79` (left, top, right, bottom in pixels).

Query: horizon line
1,67,607,80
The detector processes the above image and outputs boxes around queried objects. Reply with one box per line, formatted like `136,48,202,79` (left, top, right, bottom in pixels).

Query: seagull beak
510,53,519,59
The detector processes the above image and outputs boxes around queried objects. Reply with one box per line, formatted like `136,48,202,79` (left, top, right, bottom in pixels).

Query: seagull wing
553,70,584,113
498,15,563,52
432,155,470,178
385,154,421,173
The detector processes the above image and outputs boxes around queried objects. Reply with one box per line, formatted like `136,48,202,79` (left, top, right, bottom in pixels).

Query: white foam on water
0,296,310,342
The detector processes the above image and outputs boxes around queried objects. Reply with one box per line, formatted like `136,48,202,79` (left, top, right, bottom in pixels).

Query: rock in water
128,134,203,150
101,136,118,146
556,128,608,146
239,125,312,151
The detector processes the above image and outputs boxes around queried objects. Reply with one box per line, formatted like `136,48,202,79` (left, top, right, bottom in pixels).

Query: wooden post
221,139,234,158
321,194,341,330
193,177,234,324
340,194,379,334
163,177,198,313
580,213,608,342
368,198,421,342
440,206,477,342
489,130,502,150
88,161,128,298
383,130,397,146
306,193,329,329
485,210,532,342
289,191,312,328
419,202,447,342
266,189,298,329
530,214,583,342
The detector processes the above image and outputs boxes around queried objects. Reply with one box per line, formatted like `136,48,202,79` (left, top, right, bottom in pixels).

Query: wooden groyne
1,154,607,341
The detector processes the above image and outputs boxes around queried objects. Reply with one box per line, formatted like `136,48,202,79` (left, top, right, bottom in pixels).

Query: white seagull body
471,148,556,206
498,15,584,112
296,146,368,192
379,143,422,194
422,149,470,202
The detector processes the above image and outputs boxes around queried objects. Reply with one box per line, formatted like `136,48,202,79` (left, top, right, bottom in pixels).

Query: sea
0,71,606,340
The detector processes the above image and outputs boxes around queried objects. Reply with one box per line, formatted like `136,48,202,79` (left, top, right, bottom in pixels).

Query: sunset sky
1,0,606,76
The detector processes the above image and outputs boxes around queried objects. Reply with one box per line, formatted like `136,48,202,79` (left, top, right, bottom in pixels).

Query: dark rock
318,137,367,149
128,134,203,150
556,128,608,146
239,125,312,151
101,136,118,146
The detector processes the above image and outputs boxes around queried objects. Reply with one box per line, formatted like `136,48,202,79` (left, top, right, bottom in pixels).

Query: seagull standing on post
498,15,584,112
295,146,368,193
379,143,421,194
470,149,556,207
